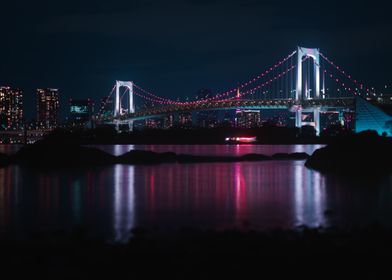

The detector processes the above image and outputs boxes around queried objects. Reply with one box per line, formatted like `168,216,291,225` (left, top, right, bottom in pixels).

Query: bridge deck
108,98,355,122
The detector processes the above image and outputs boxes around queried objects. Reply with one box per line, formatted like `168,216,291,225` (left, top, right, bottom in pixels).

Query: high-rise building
221,111,234,127
236,110,261,128
163,114,174,129
0,86,23,130
259,110,295,127
37,88,60,129
178,112,192,128
69,99,94,125
145,118,162,129
197,111,218,128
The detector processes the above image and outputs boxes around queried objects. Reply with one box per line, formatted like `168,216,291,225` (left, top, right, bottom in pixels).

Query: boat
225,136,257,143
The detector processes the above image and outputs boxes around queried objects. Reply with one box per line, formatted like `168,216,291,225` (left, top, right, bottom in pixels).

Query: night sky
0,0,391,119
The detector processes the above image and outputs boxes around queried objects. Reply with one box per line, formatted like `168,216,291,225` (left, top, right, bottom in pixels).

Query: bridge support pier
115,120,120,132
295,109,302,128
295,107,321,136
314,108,320,136
128,120,134,132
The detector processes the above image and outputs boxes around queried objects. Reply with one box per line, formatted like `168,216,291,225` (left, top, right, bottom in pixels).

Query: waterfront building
0,86,23,130
197,111,218,128
36,88,59,129
178,112,192,128
163,114,174,129
69,98,94,125
145,118,162,129
235,110,261,128
221,111,234,127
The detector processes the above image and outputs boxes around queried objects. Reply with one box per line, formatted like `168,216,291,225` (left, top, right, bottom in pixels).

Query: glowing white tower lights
296,47,321,101
295,47,322,134
114,81,134,117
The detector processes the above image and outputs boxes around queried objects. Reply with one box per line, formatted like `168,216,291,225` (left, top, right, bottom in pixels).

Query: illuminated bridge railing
121,99,295,120
300,97,355,109
108,97,355,122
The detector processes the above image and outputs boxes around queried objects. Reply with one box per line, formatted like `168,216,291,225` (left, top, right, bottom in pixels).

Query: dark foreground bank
1,226,391,279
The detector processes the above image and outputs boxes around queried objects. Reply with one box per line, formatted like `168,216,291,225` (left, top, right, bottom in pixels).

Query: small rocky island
0,138,309,170
1,131,391,174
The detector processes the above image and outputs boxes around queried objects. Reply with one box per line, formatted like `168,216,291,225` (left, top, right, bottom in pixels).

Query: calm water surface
0,144,392,242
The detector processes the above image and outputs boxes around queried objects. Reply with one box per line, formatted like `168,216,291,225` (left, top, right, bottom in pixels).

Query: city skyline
1,1,392,277
1,0,392,119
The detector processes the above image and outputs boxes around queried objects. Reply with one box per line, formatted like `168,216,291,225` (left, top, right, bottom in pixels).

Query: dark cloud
0,0,391,119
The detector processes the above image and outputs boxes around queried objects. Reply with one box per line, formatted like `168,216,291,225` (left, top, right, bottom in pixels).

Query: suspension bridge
98,47,392,136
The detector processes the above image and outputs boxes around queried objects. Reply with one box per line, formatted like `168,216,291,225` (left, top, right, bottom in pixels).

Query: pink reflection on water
0,168,13,229
134,160,330,230
234,163,247,226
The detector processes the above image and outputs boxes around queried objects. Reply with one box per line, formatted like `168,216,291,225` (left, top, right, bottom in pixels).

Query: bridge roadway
110,97,355,123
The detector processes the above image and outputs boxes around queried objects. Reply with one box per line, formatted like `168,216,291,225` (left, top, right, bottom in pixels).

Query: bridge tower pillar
295,109,302,128
295,47,321,135
296,47,320,101
296,108,321,136
114,81,134,117
314,107,320,135
128,120,134,132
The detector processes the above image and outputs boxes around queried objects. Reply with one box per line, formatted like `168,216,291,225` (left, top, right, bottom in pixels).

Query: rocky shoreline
2,131,391,175
0,139,310,169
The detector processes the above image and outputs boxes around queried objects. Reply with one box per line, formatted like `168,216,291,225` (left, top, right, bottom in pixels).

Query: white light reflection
312,171,327,227
114,144,135,156
294,164,327,227
113,164,135,242
294,164,304,225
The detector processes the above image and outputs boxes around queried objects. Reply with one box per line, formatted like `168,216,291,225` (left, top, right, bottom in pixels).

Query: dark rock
1,140,319,170
13,140,116,168
117,150,177,164
305,130,392,174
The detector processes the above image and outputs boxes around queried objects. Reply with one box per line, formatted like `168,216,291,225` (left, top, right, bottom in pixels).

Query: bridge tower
296,47,320,101
114,81,134,117
114,81,134,131
295,47,322,135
